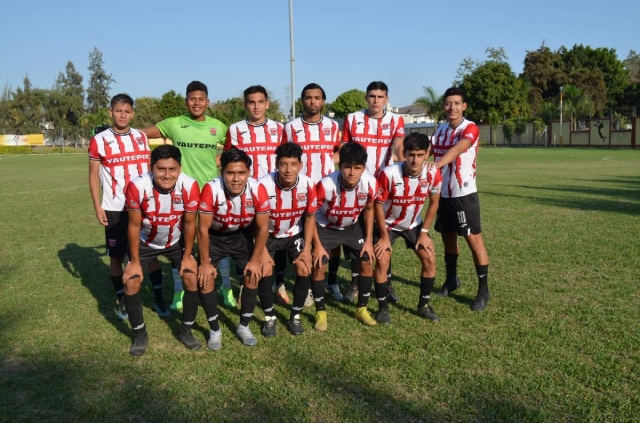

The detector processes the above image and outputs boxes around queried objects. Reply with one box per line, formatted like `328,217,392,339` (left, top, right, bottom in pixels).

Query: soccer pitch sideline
0,149,638,422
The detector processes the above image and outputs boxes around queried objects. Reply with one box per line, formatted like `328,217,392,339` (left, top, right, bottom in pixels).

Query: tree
521,45,567,100
486,108,500,146
514,117,527,145
86,47,115,114
561,85,595,129
11,75,45,134
330,89,367,118
209,97,245,127
158,90,186,119
502,120,515,145
414,86,444,125
0,81,13,132
48,61,86,143
132,97,162,128
265,91,286,122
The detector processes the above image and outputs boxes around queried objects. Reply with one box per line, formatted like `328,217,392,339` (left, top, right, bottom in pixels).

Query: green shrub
0,146,34,154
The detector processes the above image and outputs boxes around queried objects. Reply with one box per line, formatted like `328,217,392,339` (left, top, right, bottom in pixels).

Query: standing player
253,143,317,338
88,93,153,320
283,82,343,302
197,148,270,349
224,85,292,305
311,142,378,329
122,145,200,356
340,81,405,304
431,87,490,311
141,81,235,310
374,133,442,323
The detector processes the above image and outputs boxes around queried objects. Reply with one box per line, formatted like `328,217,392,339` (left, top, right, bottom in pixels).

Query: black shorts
374,223,425,250
137,242,184,271
434,192,482,236
266,233,305,263
208,229,254,270
105,210,128,258
316,223,364,260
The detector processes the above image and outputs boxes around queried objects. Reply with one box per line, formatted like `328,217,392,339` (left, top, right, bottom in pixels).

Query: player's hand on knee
123,262,143,284
361,242,375,265
415,234,435,255
293,250,312,275
374,238,392,259
244,260,262,284
312,246,329,268
198,262,216,290
180,255,198,276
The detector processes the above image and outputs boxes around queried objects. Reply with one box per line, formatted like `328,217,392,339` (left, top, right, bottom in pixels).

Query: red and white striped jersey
431,118,480,198
88,128,150,211
256,172,318,238
376,163,442,231
224,119,284,179
283,116,340,183
125,173,200,249
316,171,378,230
198,177,267,233
341,110,405,176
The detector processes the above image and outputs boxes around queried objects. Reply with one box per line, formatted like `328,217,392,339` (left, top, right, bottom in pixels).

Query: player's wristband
420,228,430,234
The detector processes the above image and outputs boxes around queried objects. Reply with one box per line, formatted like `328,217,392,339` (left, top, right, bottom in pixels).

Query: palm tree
414,86,444,127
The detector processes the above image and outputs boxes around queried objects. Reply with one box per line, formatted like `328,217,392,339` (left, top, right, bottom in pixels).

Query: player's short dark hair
403,132,430,152
366,81,389,95
276,142,302,163
443,86,466,103
340,142,368,167
301,83,326,100
151,145,182,167
244,85,268,102
220,148,252,171
186,81,208,96
110,93,134,108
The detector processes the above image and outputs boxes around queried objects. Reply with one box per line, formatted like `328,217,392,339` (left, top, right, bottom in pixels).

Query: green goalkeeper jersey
156,114,227,186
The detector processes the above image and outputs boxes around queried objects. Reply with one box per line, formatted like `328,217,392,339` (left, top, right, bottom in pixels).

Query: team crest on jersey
357,193,367,201
245,200,254,208
382,124,390,131
210,128,217,136
297,194,306,202
172,196,183,205
420,180,429,188
270,129,277,136
135,137,144,145
323,129,331,137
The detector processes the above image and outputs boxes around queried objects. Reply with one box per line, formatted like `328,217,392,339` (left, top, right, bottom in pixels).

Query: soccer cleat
178,328,202,350
116,299,128,320
328,284,344,302
287,314,304,335
130,331,148,356
236,325,258,346
376,308,392,324
153,301,171,318
417,304,440,321
262,316,277,337
275,284,291,306
314,310,328,332
342,285,359,304
471,291,490,311
355,307,377,326
304,289,314,307
170,291,184,311
437,278,461,297
222,285,237,307
207,329,222,351
387,285,400,304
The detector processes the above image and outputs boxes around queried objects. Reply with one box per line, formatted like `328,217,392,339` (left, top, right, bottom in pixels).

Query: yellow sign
0,134,45,146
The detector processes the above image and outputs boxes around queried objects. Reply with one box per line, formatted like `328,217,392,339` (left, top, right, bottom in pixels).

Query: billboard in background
0,134,45,146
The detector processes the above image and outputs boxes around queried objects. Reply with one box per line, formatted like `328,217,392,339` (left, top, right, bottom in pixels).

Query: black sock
111,276,124,300
291,275,311,319
357,275,374,307
149,269,164,304
274,250,287,285
239,286,258,326
124,293,145,333
351,260,360,286
476,264,489,296
386,260,392,285
181,290,199,332
310,278,326,313
327,256,340,286
418,276,436,308
444,253,458,283
199,291,220,331
258,276,275,317
375,281,389,310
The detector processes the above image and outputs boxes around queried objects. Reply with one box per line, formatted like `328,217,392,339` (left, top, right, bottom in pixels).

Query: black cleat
130,331,149,356
178,328,202,350
287,315,304,336
387,285,400,304
417,304,440,321
262,316,277,337
437,277,461,297
342,285,358,303
376,308,392,324
471,292,490,311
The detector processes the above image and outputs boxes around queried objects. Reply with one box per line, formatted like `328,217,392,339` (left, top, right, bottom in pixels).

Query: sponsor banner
0,134,45,146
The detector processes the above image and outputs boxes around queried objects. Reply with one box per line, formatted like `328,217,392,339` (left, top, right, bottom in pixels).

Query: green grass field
1,148,639,422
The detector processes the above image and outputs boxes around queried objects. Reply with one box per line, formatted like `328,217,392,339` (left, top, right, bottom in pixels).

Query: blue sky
1,0,638,110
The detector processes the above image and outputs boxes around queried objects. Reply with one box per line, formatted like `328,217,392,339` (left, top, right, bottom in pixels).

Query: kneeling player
253,143,317,338
374,133,442,323
197,148,270,349
122,145,200,356
312,142,379,328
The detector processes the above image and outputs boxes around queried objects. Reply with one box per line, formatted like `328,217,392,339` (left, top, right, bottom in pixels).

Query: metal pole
288,0,296,118
559,86,564,147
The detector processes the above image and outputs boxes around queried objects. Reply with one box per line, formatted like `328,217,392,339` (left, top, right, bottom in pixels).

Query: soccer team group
88,80,490,356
